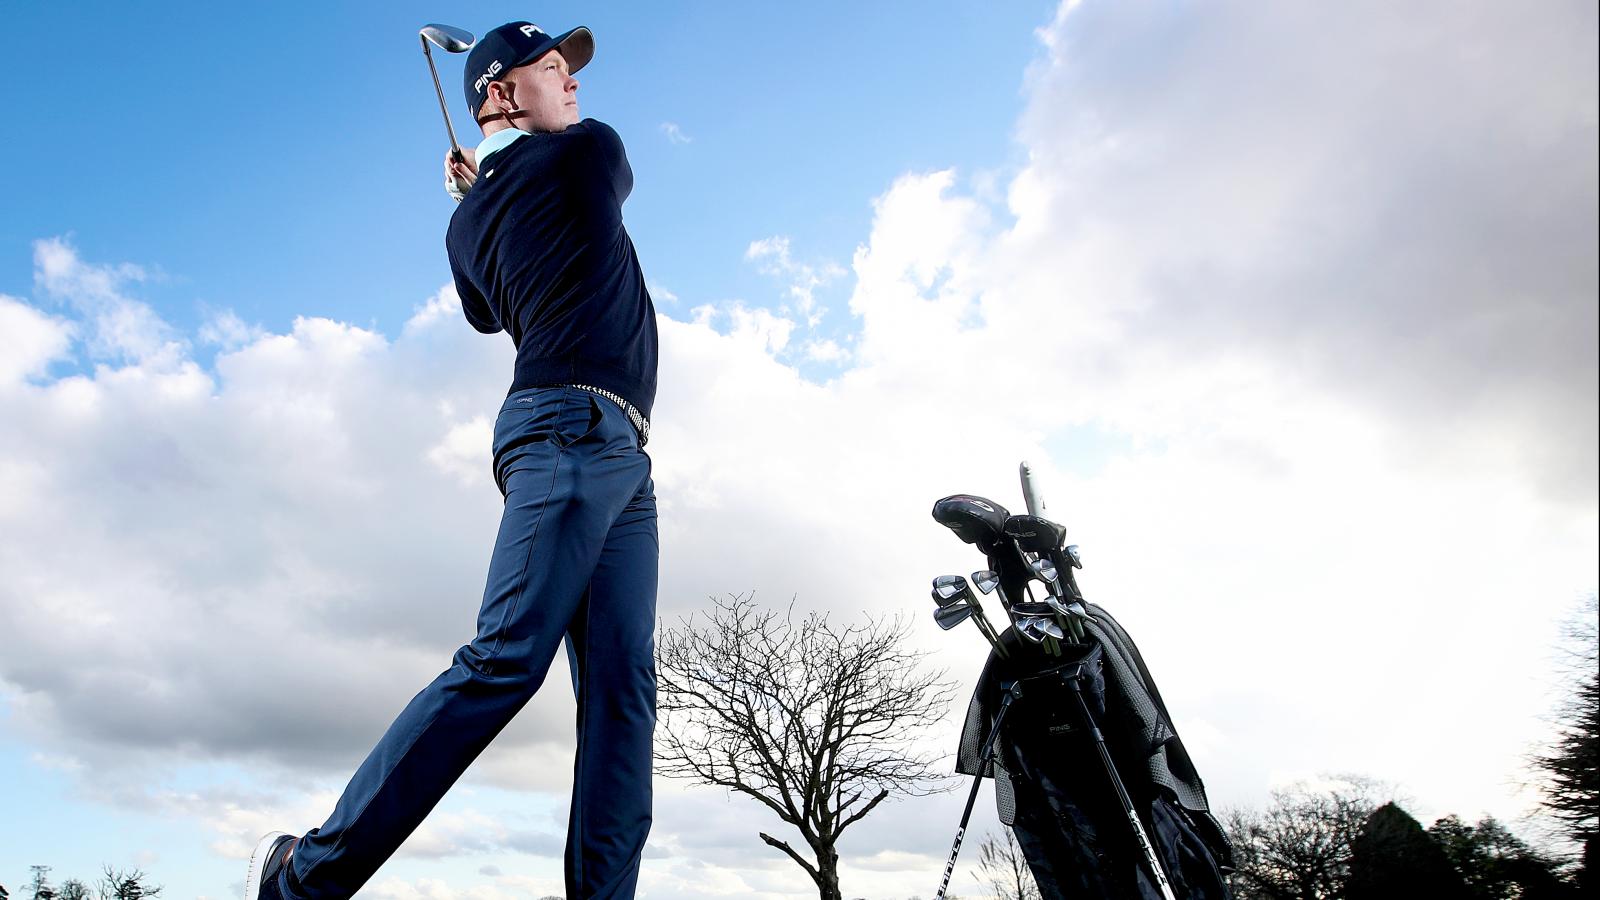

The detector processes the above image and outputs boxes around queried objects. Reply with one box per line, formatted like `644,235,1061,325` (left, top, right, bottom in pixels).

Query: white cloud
197,308,266,349
32,237,186,369
660,121,692,145
0,1,1595,897
648,280,680,304
0,293,75,383
746,235,845,326
802,338,850,364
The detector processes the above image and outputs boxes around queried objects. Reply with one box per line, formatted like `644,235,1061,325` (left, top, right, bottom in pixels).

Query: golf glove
444,149,479,203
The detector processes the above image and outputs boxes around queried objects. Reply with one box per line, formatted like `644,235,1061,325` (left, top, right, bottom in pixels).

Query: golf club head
1015,617,1047,644
420,23,476,52
931,575,972,608
971,570,1000,595
1004,514,1067,554
1040,595,1074,617
932,495,1010,550
1065,544,1083,569
1028,556,1060,583
1009,600,1059,618
933,603,975,631
1038,619,1066,640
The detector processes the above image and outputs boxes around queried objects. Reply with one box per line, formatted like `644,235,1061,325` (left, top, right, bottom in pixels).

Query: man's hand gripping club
445,147,479,202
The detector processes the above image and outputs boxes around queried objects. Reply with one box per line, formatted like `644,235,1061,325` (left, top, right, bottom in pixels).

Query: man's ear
487,80,518,113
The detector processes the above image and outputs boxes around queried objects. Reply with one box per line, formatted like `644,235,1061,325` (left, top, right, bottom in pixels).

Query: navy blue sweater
446,119,658,419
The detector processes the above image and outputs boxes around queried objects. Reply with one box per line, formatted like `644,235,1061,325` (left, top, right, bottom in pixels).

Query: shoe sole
246,831,290,900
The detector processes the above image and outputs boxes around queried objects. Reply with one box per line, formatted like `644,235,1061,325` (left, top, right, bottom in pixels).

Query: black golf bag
956,605,1234,899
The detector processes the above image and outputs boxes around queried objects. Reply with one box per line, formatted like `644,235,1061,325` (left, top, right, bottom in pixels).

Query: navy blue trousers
284,386,658,899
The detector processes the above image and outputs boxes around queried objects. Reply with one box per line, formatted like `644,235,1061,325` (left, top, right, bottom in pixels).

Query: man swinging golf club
246,20,660,900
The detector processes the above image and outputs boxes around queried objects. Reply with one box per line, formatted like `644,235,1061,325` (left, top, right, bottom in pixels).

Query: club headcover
1003,514,1067,553
932,495,1011,549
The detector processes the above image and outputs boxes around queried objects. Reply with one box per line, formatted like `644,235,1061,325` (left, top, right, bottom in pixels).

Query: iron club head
971,570,1001,595
1028,556,1059,583
420,24,476,52
934,603,975,631
1015,617,1047,644
1009,600,1059,618
932,575,972,608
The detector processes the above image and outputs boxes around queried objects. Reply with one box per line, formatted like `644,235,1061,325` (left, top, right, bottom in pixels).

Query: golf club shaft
420,40,463,161
972,612,1008,659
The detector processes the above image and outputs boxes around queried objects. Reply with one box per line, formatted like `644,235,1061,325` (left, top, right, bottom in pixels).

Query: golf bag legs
1001,671,1232,900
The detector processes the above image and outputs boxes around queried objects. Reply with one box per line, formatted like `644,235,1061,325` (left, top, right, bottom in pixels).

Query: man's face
496,49,580,132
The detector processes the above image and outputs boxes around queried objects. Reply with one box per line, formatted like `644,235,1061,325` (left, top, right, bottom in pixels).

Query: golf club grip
1019,461,1047,518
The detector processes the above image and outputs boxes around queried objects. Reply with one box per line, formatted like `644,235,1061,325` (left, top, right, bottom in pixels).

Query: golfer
247,21,660,900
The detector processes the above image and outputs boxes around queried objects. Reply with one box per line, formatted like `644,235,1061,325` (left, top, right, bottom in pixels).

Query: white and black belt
568,384,650,446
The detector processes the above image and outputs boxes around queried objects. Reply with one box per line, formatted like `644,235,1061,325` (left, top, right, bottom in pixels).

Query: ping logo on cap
521,24,545,37
473,60,504,93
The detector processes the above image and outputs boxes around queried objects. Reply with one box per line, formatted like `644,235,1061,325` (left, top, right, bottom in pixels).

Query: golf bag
956,604,1234,898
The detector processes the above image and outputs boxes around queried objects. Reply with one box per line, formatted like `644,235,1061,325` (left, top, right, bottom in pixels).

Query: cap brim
553,26,594,74
511,26,594,74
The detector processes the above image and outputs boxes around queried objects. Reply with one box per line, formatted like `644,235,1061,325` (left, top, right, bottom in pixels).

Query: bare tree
27,867,52,900
54,883,88,900
972,829,1040,900
656,594,957,900
95,868,161,900
1224,774,1389,899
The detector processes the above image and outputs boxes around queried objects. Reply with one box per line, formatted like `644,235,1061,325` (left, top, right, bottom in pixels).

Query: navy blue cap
463,22,594,121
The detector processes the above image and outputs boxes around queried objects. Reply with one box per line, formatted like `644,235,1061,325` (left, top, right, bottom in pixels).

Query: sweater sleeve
575,119,633,204
448,243,501,334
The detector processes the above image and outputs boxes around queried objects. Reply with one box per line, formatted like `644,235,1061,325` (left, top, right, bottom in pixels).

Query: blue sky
3,0,1054,369
2,2,1595,899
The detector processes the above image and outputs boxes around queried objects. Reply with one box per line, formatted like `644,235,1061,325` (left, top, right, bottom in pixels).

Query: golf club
1015,617,1047,644
932,577,1009,659
1007,516,1090,642
1028,556,1059,584
1019,460,1049,520
932,494,1011,553
971,570,1001,595
933,603,976,631
932,574,970,606
1009,600,1060,618
419,24,476,163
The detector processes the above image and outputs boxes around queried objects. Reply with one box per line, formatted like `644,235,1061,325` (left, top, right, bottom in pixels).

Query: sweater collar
476,128,531,166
